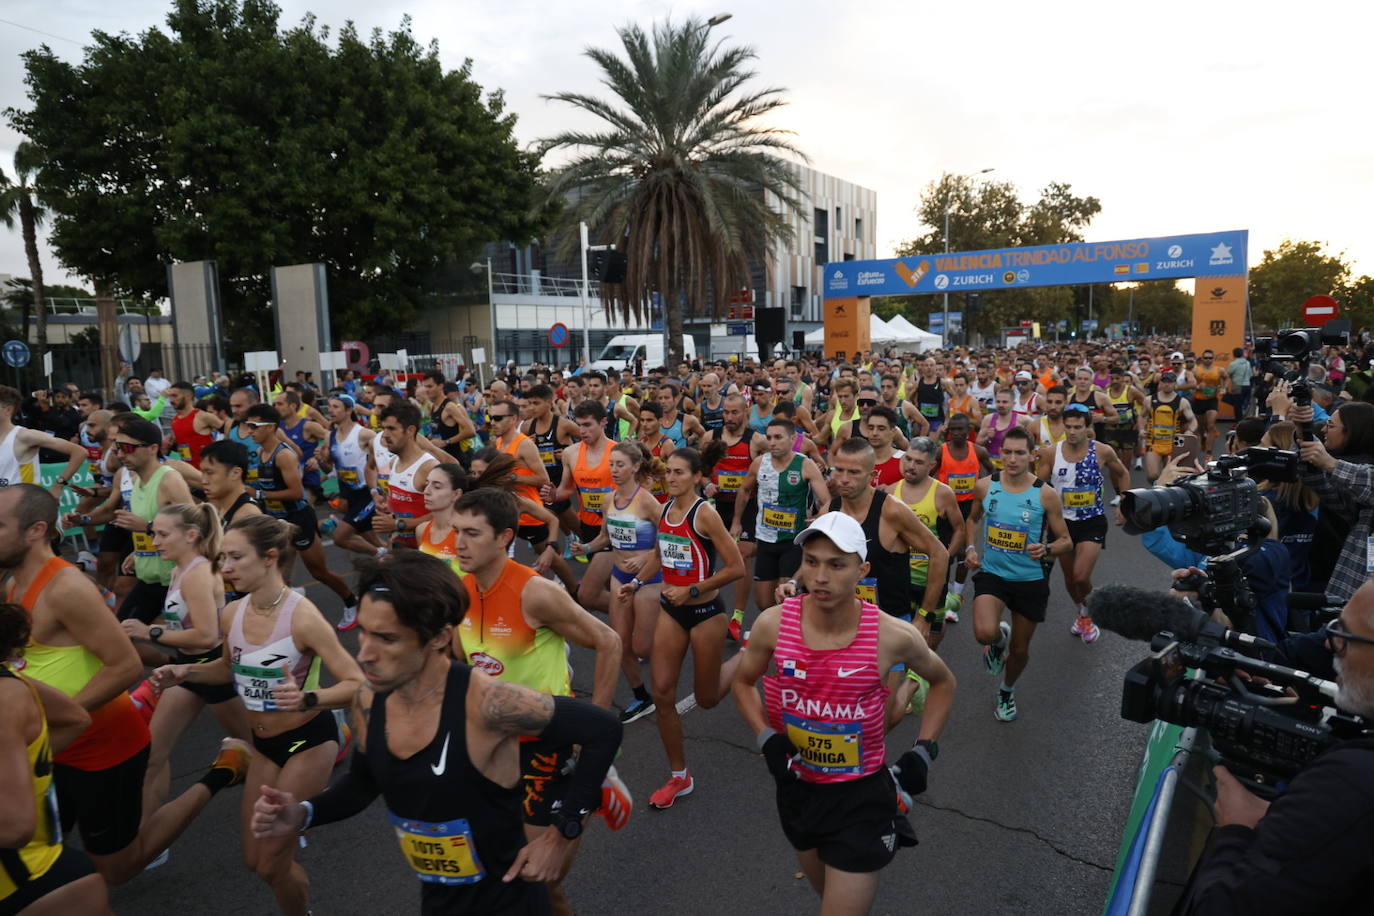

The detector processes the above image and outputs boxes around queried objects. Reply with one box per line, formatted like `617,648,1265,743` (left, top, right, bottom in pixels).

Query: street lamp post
470,258,495,384
942,167,995,347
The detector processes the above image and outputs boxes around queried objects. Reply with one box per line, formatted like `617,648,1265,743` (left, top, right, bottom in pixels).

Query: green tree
0,143,50,356
1248,240,1350,332
538,16,807,365
1100,280,1192,335
1,278,35,341
894,175,1101,337
8,0,543,348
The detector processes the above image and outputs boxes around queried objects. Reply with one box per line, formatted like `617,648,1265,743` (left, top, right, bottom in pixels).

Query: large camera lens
1120,485,1197,535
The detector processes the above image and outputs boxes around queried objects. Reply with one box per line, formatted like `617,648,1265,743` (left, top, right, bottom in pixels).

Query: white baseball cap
1015,370,1033,381
1170,351,1184,360
795,512,868,561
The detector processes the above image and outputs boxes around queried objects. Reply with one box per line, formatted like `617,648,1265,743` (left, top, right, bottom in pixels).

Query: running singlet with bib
388,453,437,549
893,479,939,587
281,417,320,489
658,496,715,585
495,433,542,527
712,430,754,501
660,414,688,448
1051,441,1105,521
916,380,945,427
419,525,464,576
171,409,214,467
528,417,565,483
605,489,657,552
4,557,149,770
0,426,37,486
0,667,62,902
131,466,176,586
372,433,397,494
227,590,316,712
762,596,889,782
970,380,997,411
1038,416,1066,446
255,444,308,518
79,427,107,487
981,474,1048,582
162,556,226,667
1148,396,1182,456
828,404,860,439
459,560,570,696
329,425,369,491
1108,387,1137,429
365,662,535,911
828,492,909,618
1196,366,1224,401
572,441,613,526
937,442,980,502
700,397,725,433
755,453,808,544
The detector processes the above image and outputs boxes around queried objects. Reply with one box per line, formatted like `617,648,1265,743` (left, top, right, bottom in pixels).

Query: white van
590,334,697,373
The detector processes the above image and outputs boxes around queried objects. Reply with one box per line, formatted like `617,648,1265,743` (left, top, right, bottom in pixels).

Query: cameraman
1283,398,1374,604
1177,581,1374,914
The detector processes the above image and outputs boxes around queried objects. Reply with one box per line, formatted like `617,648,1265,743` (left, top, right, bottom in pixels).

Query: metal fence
4,342,226,398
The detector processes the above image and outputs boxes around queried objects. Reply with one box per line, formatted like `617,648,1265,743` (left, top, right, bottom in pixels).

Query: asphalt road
106,466,1178,916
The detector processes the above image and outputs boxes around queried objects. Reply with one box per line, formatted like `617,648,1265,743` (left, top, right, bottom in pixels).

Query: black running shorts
972,571,1050,624
251,711,338,769
753,538,801,583
54,744,149,856
775,768,917,873
1065,515,1108,547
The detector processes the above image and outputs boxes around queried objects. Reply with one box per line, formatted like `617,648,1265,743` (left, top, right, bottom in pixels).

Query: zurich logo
1167,245,1183,258
934,274,949,290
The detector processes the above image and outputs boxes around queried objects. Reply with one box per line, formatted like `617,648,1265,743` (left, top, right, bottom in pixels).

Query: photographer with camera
1279,395,1374,604
1175,581,1374,915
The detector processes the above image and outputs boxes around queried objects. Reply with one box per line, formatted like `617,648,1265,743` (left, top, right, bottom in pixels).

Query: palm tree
0,142,50,356
539,16,807,365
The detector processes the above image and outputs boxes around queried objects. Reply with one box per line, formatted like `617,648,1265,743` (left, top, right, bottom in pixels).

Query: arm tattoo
481,679,555,736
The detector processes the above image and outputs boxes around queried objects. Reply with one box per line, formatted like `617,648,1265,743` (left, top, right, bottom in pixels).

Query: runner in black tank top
828,489,911,619
431,408,465,462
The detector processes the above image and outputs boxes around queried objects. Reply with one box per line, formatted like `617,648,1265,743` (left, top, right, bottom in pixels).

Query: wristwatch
55,476,69,486
631,577,643,592
396,518,407,532
688,584,700,598
550,807,588,841
148,626,164,643
915,738,940,762
301,691,319,710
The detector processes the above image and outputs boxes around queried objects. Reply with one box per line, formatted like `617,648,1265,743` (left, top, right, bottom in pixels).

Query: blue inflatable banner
823,230,1248,300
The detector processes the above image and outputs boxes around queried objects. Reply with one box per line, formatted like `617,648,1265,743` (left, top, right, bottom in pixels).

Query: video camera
1121,635,1371,797
1254,319,1350,440
1120,447,1299,555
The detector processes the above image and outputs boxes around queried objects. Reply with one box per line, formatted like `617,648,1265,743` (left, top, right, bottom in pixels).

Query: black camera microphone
1088,585,1275,653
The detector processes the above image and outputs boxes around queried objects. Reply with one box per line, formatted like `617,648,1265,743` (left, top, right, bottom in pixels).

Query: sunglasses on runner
858,399,877,407
114,439,154,453
245,421,276,430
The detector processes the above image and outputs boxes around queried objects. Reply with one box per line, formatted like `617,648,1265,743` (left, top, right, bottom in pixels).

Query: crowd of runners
0,336,1268,914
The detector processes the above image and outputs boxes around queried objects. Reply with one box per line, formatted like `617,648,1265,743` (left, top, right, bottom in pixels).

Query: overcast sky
1,0,1371,291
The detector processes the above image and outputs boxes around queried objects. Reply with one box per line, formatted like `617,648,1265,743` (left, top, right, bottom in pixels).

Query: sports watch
915,738,940,762
550,807,588,841
148,626,164,643
688,584,700,598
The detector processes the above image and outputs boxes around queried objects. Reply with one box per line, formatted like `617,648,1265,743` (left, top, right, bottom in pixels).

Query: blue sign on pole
2,340,30,368
726,322,751,337
823,230,1248,300
549,322,569,348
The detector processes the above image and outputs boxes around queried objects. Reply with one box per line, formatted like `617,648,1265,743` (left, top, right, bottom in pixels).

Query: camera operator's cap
1170,351,1184,360
795,512,868,561
1015,370,1033,381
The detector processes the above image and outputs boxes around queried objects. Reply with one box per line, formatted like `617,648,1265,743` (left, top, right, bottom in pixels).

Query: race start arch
821,229,1248,357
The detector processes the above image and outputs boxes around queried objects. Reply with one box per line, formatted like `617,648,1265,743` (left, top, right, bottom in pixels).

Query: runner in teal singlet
963,426,1071,723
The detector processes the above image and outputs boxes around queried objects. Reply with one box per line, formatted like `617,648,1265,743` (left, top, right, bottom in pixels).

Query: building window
855,217,863,244
791,286,806,319
813,208,829,265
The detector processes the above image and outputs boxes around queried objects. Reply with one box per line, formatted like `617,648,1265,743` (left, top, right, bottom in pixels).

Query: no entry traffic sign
549,322,569,348
1302,295,1338,327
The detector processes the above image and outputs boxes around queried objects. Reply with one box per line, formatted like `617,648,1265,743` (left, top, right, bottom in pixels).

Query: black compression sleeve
538,696,623,815
308,748,380,829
